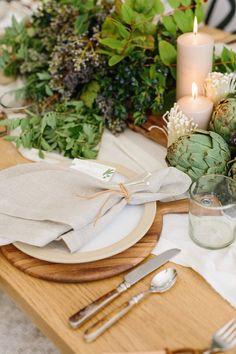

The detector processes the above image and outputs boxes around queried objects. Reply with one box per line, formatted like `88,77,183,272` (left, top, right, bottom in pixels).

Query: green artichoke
166,130,231,180
208,97,236,156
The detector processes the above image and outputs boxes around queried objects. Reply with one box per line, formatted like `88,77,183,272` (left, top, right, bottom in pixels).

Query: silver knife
68,248,180,329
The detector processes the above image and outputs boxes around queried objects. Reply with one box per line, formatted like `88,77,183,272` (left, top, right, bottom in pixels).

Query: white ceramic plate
13,162,156,264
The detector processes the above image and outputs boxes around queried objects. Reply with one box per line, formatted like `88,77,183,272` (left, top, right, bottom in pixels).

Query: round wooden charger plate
1,199,189,283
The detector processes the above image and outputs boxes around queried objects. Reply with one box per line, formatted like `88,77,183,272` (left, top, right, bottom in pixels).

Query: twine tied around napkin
0,163,191,252
77,173,152,225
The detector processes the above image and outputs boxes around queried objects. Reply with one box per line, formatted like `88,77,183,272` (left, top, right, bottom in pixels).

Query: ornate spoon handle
84,291,148,342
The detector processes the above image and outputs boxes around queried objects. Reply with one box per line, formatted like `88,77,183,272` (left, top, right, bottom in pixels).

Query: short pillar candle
177,82,213,130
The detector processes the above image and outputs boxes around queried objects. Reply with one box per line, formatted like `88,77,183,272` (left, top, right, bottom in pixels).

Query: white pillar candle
176,17,214,100
177,82,213,130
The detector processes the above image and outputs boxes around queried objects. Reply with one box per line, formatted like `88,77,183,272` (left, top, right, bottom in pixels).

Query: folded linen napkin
0,162,191,252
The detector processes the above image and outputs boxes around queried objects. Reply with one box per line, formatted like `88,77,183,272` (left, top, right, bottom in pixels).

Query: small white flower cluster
205,72,236,105
163,103,198,146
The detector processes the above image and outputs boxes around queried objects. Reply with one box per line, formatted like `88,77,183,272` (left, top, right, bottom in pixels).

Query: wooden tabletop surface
0,139,235,354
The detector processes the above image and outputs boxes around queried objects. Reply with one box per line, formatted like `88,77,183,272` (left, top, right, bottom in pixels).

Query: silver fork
203,318,236,354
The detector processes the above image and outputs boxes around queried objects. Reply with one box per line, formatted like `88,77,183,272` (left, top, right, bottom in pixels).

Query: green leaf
65,138,74,150
111,20,130,39
132,35,154,49
82,147,98,159
45,85,53,96
21,133,32,149
109,54,125,66
4,135,17,142
149,64,156,80
168,0,180,8
41,116,47,133
122,44,135,55
135,19,156,35
96,48,114,56
99,38,127,50
27,27,35,37
80,81,100,108
83,124,95,143
75,14,89,34
153,0,165,14
133,0,164,15
38,150,44,159
214,46,236,72
11,16,21,33
37,72,51,81
20,118,29,130
121,3,136,24
133,0,149,13
101,16,119,38
63,100,84,112
78,0,94,11
45,112,57,129
0,49,9,70
162,16,176,36
173,9,193,32
40,138,51,151
67,0,94,11
221,47,231,63
181,0,191,5
195,3,204,23
158,40,177,65
1,118,21,130
16,45,27,60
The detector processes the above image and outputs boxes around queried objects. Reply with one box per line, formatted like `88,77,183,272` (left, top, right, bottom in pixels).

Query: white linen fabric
0,161,191,252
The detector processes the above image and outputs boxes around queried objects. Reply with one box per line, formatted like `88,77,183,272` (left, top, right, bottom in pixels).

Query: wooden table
0,138,236,354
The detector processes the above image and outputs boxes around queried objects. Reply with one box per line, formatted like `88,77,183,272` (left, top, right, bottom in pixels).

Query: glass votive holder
189,174,236,249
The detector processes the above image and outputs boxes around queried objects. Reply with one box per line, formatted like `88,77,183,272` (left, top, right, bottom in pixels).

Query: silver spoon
84,268,177,342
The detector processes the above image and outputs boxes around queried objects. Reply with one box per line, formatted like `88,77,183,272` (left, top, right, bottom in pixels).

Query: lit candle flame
192,82,198,100
193,16,198,35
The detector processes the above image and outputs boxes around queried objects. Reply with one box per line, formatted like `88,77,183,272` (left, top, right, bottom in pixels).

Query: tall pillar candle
176,18,214,100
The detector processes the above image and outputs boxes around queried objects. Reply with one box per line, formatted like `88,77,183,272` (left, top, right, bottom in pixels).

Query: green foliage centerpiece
0,0,235,159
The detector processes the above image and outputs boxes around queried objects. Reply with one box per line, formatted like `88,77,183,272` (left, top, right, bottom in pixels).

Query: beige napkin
0,162,191,252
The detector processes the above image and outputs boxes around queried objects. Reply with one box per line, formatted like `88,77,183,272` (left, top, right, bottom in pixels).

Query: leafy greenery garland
4,101,104,159
0,0,235,158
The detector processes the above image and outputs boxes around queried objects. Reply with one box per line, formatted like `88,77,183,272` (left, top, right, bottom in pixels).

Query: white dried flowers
149,103,198,147
205,72,236,105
